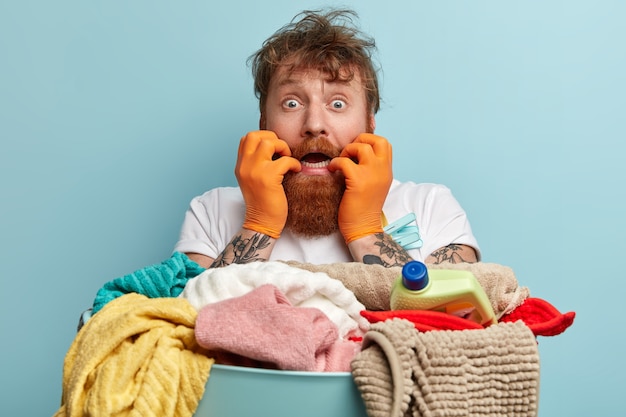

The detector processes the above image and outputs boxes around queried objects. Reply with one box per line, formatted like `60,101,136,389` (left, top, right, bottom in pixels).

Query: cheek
265,119,306,149
335,116,371,146
264,111,294,132
265,122,296,142
264,120,298,148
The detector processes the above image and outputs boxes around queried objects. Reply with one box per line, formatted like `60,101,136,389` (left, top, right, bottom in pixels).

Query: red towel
361,297,575,337
194,284,360,371
499,297,576,336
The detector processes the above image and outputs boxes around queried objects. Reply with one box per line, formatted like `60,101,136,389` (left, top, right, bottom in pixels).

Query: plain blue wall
1,1,624,415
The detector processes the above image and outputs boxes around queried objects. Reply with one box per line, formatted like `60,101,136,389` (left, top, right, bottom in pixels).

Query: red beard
283,137,346,237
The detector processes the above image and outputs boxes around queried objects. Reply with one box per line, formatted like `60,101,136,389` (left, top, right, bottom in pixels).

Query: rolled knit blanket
351,319,540,417
285,261,529,318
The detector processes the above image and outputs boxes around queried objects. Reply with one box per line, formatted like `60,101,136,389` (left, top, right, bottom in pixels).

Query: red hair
249,9,381,116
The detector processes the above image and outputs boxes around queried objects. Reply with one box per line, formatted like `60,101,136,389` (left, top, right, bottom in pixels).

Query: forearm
211,228,277,267
348,232,413,267
425,243,478,264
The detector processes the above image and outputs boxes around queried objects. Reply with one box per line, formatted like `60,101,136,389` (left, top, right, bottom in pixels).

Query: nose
301,105,327,138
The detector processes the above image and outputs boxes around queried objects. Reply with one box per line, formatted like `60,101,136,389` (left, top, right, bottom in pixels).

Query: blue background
1,1,624,415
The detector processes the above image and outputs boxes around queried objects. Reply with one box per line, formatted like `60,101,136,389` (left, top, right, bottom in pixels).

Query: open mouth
300,152,332,169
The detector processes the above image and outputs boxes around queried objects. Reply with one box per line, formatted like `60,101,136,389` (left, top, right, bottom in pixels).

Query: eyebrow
275,73,354,89
275,78,302,88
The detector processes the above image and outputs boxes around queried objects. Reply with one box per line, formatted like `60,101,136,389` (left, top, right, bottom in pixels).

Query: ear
368,113,376,133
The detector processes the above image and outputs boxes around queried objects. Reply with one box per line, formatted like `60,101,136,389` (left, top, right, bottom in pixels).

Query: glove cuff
242,222,281,240
344,227,384,244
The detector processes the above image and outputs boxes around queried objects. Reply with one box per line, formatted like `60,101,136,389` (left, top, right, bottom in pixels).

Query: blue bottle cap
401,261,429,291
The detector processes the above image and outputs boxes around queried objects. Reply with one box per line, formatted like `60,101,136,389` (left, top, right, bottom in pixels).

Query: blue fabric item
91,252,206,314
384,212,423,250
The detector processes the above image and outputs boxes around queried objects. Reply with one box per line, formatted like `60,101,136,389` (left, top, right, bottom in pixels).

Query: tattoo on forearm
362,233,412,267
429,244,470,264
211,233,271,267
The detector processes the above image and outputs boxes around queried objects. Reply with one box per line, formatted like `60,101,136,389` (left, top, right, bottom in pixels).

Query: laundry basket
194,364,368,417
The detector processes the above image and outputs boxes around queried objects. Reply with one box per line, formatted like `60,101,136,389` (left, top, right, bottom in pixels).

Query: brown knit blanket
351,319,540,417
286,261,529,319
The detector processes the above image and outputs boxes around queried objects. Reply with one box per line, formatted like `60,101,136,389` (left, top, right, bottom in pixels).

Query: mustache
289,136,342,161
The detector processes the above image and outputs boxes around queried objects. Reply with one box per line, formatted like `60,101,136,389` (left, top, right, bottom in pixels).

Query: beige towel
285,261,529,318
53,293,213,417
351,319,540,417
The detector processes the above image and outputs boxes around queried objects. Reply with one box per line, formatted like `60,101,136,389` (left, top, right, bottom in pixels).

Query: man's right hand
235,130,301,239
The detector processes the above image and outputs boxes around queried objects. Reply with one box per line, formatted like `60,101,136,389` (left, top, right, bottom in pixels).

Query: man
174,9,479,269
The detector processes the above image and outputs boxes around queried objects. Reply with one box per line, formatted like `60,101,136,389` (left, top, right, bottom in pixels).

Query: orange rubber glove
328,133,393,244
235,130,301,239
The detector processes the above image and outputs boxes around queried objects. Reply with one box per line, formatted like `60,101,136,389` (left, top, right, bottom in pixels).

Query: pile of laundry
55,252,575,417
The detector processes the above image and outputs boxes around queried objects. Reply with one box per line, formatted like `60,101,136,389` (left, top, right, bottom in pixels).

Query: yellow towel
53,293,213,417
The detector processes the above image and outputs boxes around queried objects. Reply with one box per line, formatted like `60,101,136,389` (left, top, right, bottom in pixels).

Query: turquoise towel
92,252,206,314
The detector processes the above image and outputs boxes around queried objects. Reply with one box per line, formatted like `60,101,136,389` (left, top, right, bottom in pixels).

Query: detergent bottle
390,261,497,326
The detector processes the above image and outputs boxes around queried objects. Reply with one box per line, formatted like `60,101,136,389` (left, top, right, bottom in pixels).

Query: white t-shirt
173,179,480,263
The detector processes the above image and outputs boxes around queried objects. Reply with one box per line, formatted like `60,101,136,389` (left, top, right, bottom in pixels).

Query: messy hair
249,9,381,115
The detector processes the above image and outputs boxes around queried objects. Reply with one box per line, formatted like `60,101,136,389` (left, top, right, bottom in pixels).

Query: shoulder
191,186,243,205
187,187,244,215
385,180,466,219
388,179,453,200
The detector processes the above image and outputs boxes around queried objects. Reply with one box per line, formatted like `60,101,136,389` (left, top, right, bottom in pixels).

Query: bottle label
441,302,480,322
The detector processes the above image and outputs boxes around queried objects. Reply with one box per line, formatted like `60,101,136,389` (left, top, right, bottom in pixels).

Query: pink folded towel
194,284,360,372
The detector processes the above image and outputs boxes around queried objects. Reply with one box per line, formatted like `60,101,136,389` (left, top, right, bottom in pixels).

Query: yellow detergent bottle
390,261,497,326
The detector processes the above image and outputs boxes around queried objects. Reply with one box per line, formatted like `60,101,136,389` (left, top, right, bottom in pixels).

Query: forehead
269,65,365,92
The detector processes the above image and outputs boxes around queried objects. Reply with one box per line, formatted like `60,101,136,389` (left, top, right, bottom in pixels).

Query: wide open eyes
283,99,300,109
331,99,346,109
281,98,347,110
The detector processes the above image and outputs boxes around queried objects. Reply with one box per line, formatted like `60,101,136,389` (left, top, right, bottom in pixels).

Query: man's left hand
328,133,393,244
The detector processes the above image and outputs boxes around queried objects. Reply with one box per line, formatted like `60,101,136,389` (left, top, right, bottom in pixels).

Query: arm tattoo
211,232,271,267
362,233,412,267
429,244,470,264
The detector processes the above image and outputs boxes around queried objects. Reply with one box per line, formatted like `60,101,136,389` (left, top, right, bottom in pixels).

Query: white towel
179,261,369,339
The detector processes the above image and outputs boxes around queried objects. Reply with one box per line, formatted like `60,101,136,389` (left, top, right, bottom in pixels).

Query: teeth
301,159,330,169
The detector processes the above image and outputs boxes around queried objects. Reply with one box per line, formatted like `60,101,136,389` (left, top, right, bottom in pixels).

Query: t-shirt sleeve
384,181,481,262
173,188,245,258
418,185,481,261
